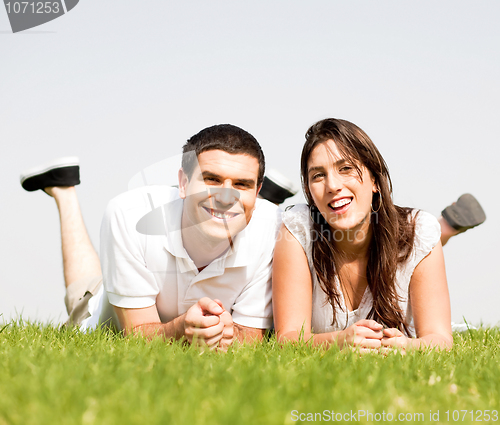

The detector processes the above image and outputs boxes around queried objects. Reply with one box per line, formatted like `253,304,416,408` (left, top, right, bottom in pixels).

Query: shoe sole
20,156,80,184
441,193,486,232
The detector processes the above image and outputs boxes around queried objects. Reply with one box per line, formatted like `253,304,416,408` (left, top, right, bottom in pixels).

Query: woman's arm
381,241,453,350
272,224,383,349
272,224,314,342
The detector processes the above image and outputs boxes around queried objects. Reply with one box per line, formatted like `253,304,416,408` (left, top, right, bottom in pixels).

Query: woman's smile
328,197,353,214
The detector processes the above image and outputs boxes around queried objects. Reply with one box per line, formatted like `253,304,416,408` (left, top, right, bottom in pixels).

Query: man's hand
183,297,226,349
213,299,234,351
337,319,384,349
114,298,231,349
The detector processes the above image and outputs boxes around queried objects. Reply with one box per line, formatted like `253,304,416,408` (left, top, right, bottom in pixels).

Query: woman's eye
340,166,353,173
312,173,324,180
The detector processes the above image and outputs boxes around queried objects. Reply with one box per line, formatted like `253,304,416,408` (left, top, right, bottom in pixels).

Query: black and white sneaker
20,156,80,192
259,168,298,205
441,193,486,233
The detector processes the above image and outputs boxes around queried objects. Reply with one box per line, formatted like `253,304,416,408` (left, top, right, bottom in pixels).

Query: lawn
0,322,499,425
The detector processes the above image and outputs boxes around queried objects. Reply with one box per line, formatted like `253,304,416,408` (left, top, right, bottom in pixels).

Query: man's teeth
211,210,235,219
331,199,351,208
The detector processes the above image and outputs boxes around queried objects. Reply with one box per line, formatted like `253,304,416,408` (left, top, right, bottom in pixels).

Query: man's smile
202,206,240,221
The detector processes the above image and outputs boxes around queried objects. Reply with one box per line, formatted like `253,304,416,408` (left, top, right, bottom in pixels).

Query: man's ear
256,183,262,196
178,168,189,199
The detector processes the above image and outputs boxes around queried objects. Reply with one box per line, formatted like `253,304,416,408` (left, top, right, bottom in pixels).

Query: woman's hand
381,328,410,349
337,319,384,349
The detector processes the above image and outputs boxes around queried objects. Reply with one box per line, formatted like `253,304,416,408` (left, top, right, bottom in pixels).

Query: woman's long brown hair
301,119,417,335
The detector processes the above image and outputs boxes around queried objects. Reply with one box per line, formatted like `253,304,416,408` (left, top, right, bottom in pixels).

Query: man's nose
211,186,240,208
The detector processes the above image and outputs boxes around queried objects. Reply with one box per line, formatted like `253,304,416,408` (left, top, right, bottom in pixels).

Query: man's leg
45,186,101,287
21,157,102,322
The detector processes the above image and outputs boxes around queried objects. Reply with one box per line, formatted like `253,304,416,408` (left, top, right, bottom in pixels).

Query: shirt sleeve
100,193,160,309
411,210,442,267
230,253,273,329
282,204,314,271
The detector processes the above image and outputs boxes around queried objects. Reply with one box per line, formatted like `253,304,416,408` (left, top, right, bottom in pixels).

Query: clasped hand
183,297,234,350
339,319,409,352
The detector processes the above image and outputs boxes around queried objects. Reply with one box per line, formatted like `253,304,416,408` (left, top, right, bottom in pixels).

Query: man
21,124,280,349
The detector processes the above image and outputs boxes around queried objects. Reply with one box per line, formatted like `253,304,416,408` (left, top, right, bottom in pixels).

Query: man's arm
212,300,266,347
234,323,266,342
100,192,224,347
115,297,266,346
114,297,226,348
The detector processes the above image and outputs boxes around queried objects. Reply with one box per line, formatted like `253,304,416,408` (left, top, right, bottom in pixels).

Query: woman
272,118,453,350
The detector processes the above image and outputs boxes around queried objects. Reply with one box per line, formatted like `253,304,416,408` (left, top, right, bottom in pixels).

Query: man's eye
204,177,219,183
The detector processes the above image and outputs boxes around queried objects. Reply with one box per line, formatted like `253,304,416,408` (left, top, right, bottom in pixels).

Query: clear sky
1,1,499,326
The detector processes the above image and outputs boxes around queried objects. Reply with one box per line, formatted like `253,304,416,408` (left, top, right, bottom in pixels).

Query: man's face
179,149,261,243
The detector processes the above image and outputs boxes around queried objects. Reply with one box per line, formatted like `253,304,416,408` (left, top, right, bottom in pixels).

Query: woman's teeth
330,198,351,209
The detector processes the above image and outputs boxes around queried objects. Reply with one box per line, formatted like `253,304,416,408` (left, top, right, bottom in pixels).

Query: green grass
0,322,499,425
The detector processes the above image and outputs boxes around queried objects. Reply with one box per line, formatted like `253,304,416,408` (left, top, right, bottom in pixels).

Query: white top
94,186,280,330
282,204,441,336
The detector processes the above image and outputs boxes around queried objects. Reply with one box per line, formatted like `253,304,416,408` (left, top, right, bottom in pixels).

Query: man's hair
181,124,265,187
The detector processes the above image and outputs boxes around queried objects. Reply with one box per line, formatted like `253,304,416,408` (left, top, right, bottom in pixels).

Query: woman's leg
439,216,458,247
439,194,486,246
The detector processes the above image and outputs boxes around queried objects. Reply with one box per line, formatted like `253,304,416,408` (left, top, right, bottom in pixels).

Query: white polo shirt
98,186,280,330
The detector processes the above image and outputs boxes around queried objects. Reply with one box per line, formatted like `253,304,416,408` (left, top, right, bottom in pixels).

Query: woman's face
307,140,377,234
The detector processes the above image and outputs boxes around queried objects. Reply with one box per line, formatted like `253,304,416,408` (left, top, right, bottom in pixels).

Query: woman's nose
324,174,342,193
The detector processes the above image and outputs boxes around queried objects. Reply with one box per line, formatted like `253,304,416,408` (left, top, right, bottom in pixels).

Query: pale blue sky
1,1,499,325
